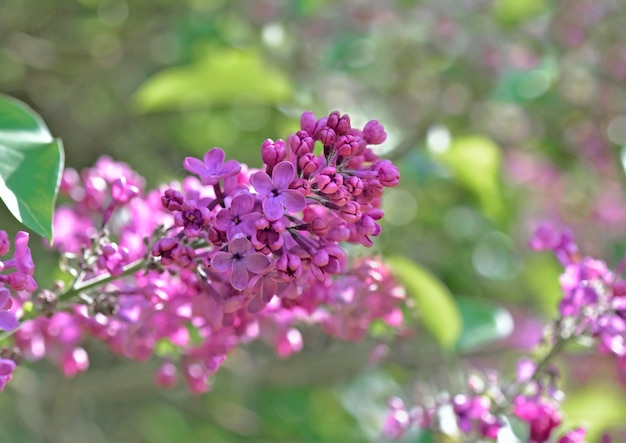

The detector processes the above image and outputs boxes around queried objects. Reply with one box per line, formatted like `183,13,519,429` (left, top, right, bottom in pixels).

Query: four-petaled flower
211,237,271,291
215,193,262,241
250,161,306,220
183,148,241,186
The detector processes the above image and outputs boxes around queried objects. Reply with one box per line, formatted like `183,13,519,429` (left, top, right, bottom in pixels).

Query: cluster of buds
0,111,404,394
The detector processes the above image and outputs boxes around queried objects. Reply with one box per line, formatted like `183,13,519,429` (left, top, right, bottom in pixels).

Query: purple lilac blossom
250,161,306,220
183,148,240,186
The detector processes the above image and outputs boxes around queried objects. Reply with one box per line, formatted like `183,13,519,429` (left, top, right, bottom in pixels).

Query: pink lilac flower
513,395,562,443
215,193,262,241
383,397,412,439
362,120,387,145
0,231,37,293
211,237,271,290
183,148,241,186
250,161,306,220
558,428,586,443
0,288,18,331
0,359,16,392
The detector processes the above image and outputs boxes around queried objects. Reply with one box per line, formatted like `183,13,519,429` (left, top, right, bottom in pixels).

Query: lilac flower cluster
383,360,586,442
531,224,626,387
0,230,37,390
1,111,405,394
382,223,626,442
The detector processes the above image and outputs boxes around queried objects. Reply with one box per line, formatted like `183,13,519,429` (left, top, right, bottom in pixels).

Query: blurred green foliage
2,0,626,441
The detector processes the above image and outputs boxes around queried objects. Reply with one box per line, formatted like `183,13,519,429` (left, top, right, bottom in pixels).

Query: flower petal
211,252,233,272
231,193,255,216
229,236,251,255
0,311,18,331
203,148,225,172
250,171,273,195
280,189,306,214
243,253,271,274
215,209,234,231
263,196,284,221
230,260,249,291
0,289,10,309
183,157,208,175
272,161,296,190
220,159,241,177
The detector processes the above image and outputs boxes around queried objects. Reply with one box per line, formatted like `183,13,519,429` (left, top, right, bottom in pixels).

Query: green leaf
455,297,513,352
387,255,462,349
131,47,292,113
493,0,548,26
434,135,505,222
0,94,64,242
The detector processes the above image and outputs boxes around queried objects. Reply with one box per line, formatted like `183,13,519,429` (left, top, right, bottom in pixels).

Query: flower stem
57,257,148,303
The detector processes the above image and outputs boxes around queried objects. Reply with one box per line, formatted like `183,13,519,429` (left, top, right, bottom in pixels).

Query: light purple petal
220,159,241,177
272,161,296,190
231,193,255,216
215,209,234,231
183,157,209,175
238,213,261,236
229,237,251,255
203,148,225,172
0,311,18,331
279,189,306,214
0,289,9,309
250,171,273,195
230,260,249,291
211,252,234,272
0,359,15,376
243,253,271,274
263,196,284,221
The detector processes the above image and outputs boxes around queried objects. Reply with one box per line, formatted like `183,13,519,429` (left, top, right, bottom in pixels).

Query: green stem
58,257,148,303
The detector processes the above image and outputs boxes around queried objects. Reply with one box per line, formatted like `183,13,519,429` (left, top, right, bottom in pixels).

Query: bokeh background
2,0,626,441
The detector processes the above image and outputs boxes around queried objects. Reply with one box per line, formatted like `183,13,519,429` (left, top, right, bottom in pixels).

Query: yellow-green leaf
434,135,505,222
387,255,462,349
131,47,292,113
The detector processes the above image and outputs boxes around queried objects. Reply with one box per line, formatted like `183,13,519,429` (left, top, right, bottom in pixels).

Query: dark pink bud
261,138,287,168
345,176,364,196
276,252,302,280
326,111,352,135
161,189,184,211
298,153,319,177
152,238,181,266
313,167,343,195
318,128,336,146
340,201,362,223
373,160,400,187
310,217,329,236
288,131,315,157
363,179,384,199
300,111,317,134
363,120,387,145
290,178,310,195
328,188,349,207
336,134,360,157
